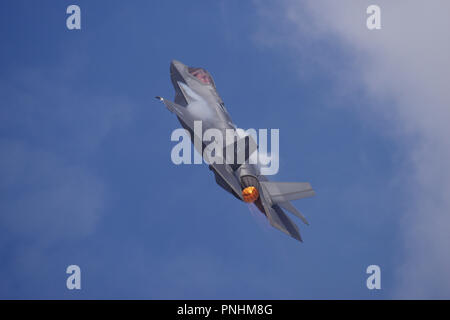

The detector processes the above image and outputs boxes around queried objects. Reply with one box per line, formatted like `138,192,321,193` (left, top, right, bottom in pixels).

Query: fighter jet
156,60,315,242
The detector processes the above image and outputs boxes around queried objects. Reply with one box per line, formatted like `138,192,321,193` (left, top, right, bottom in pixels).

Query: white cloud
254,0,450,298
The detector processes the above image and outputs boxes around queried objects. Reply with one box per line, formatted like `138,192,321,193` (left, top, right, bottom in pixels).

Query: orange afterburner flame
242,186,259,203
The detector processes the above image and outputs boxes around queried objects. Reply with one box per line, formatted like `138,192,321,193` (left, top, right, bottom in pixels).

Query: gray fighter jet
156,60,315,242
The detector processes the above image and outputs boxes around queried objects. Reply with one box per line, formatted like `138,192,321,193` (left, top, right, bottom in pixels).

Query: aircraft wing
209,163,243,201
156,96,197,130
157,96,244,200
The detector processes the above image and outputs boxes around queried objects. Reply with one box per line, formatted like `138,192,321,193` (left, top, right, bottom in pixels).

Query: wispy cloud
253,0,450,298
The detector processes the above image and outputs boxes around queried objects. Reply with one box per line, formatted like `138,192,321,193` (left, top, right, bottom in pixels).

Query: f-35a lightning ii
156,60,315,242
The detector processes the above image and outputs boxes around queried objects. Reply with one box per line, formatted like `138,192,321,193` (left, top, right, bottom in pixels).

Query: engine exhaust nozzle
242,186,259,203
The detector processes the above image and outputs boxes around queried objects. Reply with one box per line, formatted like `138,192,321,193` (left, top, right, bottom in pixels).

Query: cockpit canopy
188,67,215,86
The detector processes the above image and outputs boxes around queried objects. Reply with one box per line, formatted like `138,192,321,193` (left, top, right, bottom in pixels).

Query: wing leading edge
156,96,243,200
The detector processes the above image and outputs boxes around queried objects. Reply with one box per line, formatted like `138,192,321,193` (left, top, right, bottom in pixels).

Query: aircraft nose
170,59,185,73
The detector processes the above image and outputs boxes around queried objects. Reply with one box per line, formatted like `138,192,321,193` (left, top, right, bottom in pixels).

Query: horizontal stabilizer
278,201,309,225
260,181,315,203
257,185,302,242
265,204,303,242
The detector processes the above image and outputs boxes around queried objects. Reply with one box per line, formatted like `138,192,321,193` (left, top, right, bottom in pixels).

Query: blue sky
1,1,448,299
